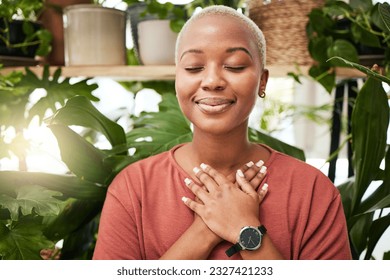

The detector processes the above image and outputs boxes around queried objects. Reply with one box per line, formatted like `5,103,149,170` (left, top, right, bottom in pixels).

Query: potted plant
62,3,127,66
124,0,245,65
0,0,52,62
305,0,390,93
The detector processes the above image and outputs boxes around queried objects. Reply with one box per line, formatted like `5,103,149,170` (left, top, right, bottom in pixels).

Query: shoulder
265,147,338,197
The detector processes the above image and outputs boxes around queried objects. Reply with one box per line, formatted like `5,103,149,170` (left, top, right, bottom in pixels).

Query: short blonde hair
175,5,266,67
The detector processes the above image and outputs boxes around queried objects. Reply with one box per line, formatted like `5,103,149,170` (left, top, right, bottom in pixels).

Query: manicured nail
262,183,268,191
260,166,267,174
246,161,254,167
182,196,188,203
193,167,201,174
237,169,245,178
200,163,208,170
256,160,264,168
184,178,192,186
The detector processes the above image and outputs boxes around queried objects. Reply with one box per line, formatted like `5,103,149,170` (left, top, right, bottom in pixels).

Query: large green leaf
360,148,390,213
364,214,390,259
0,171,106,201
48,96,126,149
327,39,359,65
17,67,99,123
349,212,374,258
49,124,113,184
0,185,62,221
0,216,53,260
127,94,193,159
43,198,103,242
351,72,389,213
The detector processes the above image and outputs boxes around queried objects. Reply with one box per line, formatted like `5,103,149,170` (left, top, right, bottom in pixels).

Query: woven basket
247,0,324,66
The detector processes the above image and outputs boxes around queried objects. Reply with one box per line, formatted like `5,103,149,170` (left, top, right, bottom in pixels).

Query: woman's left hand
182,163,268,244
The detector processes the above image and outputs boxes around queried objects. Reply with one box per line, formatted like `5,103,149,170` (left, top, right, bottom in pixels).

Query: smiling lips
195,97,235,114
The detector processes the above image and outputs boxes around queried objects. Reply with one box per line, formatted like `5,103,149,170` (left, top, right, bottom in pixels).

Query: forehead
179,14,258,55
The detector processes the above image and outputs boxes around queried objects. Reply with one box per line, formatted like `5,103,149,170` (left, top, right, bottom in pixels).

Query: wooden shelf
1,64,366,80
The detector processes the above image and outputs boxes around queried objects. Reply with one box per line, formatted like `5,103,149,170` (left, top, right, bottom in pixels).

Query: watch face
239,227,262,250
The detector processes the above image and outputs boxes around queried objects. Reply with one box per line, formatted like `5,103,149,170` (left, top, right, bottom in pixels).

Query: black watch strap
258,224,267,234
225,243,242,257
225,225,267,257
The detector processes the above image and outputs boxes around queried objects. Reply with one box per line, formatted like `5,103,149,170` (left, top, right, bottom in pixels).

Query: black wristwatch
225,225,267,257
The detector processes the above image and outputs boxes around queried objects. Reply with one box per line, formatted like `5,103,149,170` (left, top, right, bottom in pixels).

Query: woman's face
175,14,268,136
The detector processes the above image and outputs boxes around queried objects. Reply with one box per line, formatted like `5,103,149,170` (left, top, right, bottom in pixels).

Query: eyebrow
180,47,253,61
226,47,253,60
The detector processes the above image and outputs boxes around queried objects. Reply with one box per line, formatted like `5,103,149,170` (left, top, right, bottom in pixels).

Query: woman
93,5,351,260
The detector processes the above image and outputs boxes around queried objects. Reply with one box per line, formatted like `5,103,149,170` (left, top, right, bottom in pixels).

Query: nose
201,66,226,91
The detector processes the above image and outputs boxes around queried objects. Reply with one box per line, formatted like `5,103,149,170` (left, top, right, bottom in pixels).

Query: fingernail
193,167,201,174
260,166,267,174
200,163,208,170
256,160,264,168
262,183,268,191
184,178,192,186
181,196,188,203
246,161,254,167
237,169,245,178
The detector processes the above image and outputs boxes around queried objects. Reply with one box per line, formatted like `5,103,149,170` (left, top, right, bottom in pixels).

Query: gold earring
259,90,266,98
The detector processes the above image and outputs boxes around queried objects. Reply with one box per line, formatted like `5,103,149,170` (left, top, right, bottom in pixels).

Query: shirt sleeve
93,171,143,260
298,175,352,260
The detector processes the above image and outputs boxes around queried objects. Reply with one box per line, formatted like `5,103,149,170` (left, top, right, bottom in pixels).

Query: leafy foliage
0,66,98,168
0,0,52,56
306,0,390,92
332,61,390,259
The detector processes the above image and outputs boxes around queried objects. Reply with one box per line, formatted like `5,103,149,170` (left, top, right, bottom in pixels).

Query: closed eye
184,66,204,73
224,65,246,72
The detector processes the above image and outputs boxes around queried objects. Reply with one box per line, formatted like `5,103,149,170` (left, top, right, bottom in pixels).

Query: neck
189,125,253,175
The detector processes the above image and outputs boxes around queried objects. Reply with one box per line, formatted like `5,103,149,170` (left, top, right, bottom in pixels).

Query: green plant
305,0,390,93
0,66,98,170
123,0,246,34
0,0,52,56
324,1,390,260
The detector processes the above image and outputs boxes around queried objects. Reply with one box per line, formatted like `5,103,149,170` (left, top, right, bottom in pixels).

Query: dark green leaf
351,72,389,213
0,171,106,201
364,214,390,259
327,40,359,65
48,125,113,184
349,212,374,257
49,96,126,149
43,198,103,242
0,216,53,260
0,186,62,221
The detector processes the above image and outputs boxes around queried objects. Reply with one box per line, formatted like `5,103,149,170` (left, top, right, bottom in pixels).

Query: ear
258,69,269,97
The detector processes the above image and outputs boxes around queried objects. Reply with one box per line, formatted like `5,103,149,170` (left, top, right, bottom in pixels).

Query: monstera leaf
0,216,53,260
0,186,62,221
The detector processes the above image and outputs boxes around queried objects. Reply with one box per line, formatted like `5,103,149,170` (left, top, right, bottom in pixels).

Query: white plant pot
63,4,126,66
137,20,177,65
